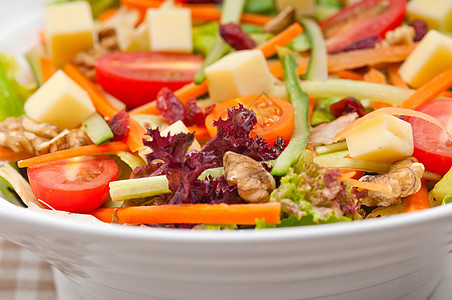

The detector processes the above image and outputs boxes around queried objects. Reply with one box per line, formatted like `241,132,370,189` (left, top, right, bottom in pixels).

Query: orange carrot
257,23,303,58
405,180,430,212
363,68,387,84
187,125,210,140
38,29,46,45
0,147,33,162
91,202,281,225
17,142,129,168
339,169,365,181
308,97,316,123
98,8,119,22
40,56,58,82
126,118,146,152
387,64,409,89
63,64,118,119
332,69,364,81
267,43,417,78
440,91,452,98
398,66,452,110
371,100,393,110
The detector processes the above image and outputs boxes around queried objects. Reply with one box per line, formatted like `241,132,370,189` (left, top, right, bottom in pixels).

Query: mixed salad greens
0,0,451,229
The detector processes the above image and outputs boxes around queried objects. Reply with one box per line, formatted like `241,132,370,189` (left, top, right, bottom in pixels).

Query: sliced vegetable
82,112,114,145
0,55,27,121
28,156,119,213
0,163,42,207
314,156,391,173
271,54,310,176
40,56,58,82
257,23,303,59
430,168,452,205
17,141,129,168
25,47,45,86
91,202,281,225
405,180,430,212
320,0,406,53
205,94,295,145
300,18,328,80
0,147,34,162
109,175,170,202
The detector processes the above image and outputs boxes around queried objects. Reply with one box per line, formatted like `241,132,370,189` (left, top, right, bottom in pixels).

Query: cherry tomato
205,94,295,145
320,0,406,53
95,52,204,109
27,156,119,213
409,99,452,176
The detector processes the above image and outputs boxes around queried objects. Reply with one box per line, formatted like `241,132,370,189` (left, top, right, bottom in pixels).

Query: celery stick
271,54,310,176
193,0,245,84
300,79,414,105
300,18,328,81
314,141,348,155
109,176,171,202
313,156,391,173
82,112,113,145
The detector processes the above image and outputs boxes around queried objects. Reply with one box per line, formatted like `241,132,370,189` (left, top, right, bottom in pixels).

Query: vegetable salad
0,0,451,229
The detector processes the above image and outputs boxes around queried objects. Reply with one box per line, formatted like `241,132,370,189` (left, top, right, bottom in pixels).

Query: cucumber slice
25,47,44,87
82,112,114,145
109,175,171,202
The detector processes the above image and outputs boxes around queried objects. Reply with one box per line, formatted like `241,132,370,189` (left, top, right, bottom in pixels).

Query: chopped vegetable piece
405,180,430,212
109,175,170,202
91,202,281,225
300,18,328,80
257,23,303,59
82,112,114,145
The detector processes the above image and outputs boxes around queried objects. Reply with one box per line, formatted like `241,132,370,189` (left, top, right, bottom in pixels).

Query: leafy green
193,23,220,56
287,33,311,52
310,97,340,126
0,54,34,121
48,0,120,18
244,0,277,15
0,164,25,207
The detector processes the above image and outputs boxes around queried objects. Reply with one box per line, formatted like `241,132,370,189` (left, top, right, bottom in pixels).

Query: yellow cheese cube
161,120,201,151
346,115,414,163
205,50,274,102
44,1,95,67
275,0,316,18
399,30,452,88
146,7,193,53
24,70,95,129
407,0,452,32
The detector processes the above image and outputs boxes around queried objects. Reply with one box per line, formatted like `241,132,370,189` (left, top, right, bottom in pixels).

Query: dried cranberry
156,87,185,124
109,110,130,141
219,23,256,50
184,98,206,126
330,97,366,118
410,20,428,42
334,35,382,53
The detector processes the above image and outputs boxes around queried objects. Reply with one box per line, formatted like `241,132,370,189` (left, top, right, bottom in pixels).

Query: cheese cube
24,70,95,129
160,120,201,151
346,115,414,163
275,0,316,18
44,1,95,67
205,50,274,102
407,0,452,32
399,30,452,88
146,7,193,53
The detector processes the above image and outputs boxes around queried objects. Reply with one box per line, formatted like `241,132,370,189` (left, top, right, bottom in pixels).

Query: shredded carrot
17,142,130,168
308,97,316,123
38,29,46,45
187,125,210,140
98,8,119,22
267,43,417,78
63,64,118,119
405,180,430,212
346,178,395,196
387,64,409,89
339,169,365,181
126,118,146,152
363,68,387,84
371,100,393,110
440,91,452,98
332,69,364,81
398,66,452,110
40,56,58,82
0,147,34,162
91,202,281,225
257,23,303,58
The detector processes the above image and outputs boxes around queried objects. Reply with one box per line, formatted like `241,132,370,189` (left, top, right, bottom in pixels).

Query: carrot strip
126,118,146,152
0,147,34,162
38,29,46,45
91,202,281,225
40,57,58,82
63,64,118,119
187,125,210,140
332,69,364,81
267,43,417,78
398,66,452,110
363,68,387,84
257,23,303,58
346,178,395,196
339,169,365,181
440,91,452,98
405,180,430,212
98,8,119,22
371,100,393,110
387,64,409,89
308,97,316,123
17,142,129,168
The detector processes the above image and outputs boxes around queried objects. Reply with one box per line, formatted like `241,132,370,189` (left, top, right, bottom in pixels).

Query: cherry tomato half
320,0,406,53
205,94,295,145
27,156,119,213
409,99,452,176
95,52,204,109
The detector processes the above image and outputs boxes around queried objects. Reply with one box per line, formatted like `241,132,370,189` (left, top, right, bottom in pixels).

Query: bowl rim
1,198,451,243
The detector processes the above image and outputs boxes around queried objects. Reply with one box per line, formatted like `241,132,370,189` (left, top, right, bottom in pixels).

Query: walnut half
223,152,276,203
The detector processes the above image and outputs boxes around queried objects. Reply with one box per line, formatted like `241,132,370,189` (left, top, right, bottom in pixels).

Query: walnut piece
223,151,276,203
359,157,424,207
263,6,296,35
377,25,415,48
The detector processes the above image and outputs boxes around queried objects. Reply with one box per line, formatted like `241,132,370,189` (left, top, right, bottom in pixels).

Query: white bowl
1,2,452,300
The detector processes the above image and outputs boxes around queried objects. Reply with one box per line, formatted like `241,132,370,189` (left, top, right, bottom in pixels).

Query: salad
0,0,451,229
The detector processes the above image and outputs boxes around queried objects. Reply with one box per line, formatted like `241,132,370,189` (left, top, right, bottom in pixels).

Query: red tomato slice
205,94,295,145
27,156,119,213
409,99,452,176
320,0,406,53
95,52,204,109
